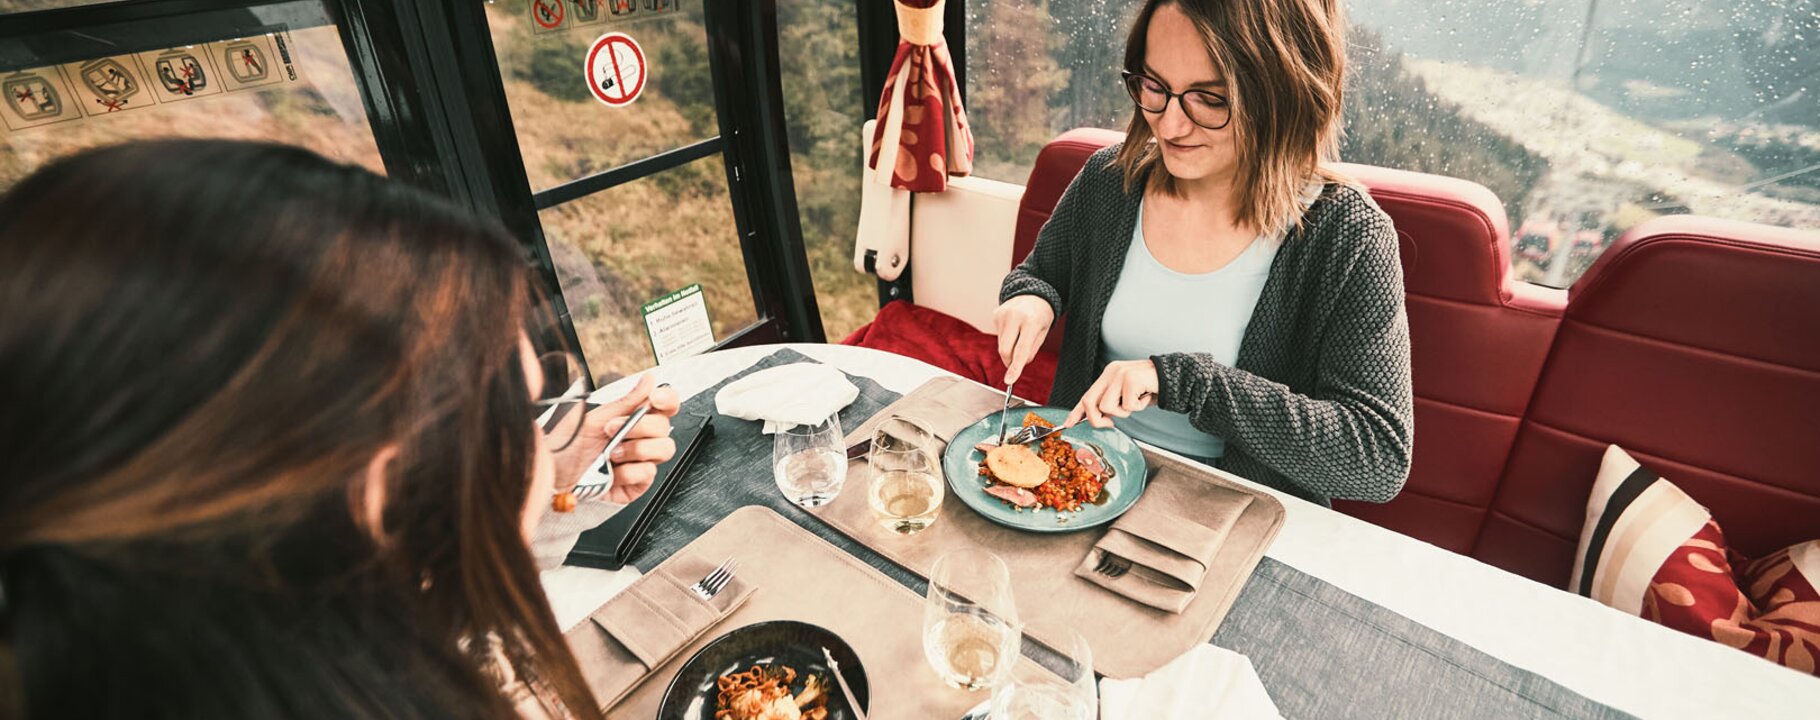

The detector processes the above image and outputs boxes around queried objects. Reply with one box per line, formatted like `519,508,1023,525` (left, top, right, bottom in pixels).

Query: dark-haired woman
0,140,676,719
994,0,1412,506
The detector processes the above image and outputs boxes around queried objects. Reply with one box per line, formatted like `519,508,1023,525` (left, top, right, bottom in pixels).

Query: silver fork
1003,423,1064,446
689,557,739,600
1093,551,1131,578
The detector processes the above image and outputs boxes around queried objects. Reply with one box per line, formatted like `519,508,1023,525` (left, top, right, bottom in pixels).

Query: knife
821,645,868,720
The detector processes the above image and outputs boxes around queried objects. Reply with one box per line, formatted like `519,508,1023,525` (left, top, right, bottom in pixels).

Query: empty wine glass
991,621,1096,720
772,412,847,507
923,548,1021,692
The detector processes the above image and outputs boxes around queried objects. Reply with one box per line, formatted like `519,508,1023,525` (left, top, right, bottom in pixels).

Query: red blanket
841,300,1057,405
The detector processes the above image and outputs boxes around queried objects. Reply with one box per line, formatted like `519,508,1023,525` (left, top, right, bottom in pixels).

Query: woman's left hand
1064,360,1159,429
553,374,681,504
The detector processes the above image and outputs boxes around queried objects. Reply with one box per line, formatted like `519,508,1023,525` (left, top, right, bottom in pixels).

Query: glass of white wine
772,412,847,507
923,548,1021,692
867,415,943,534
990,621,1096,720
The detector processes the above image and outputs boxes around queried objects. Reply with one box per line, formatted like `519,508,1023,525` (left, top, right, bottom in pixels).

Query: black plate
658,620,870,720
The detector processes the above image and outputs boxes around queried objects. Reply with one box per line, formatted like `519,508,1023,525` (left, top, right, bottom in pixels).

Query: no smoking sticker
584,32,646,107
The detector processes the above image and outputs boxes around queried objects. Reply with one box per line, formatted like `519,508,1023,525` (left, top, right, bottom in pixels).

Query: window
776,0,872,342
960,0,1820,288
538,156,757,378
1,2,383,192
483,0,715,192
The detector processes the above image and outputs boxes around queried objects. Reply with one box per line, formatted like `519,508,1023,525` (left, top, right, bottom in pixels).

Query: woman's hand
552,374,681,504
994,295,1056,386
1063,360,1159,429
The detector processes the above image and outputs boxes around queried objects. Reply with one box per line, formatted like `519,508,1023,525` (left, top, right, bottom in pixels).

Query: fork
1003,422,1064,446
689,557,739,600
1092,551,1131,578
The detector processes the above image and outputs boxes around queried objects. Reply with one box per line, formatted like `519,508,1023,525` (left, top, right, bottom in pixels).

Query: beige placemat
599,505,1036,718
817,377,1285,679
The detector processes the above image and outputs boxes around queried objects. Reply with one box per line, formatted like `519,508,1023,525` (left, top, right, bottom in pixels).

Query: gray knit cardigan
1000,144,1413,506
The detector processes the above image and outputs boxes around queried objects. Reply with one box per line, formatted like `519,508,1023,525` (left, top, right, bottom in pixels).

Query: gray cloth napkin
1076,483,1254,613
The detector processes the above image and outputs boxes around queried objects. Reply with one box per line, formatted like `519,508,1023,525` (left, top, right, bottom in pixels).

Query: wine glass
990,621,1097,720
867,415,943,534
923,548,1021,691
771,412,847,507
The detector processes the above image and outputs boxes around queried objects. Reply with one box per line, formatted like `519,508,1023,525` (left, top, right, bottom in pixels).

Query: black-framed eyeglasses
1121,71,1232,130
533,351,592,452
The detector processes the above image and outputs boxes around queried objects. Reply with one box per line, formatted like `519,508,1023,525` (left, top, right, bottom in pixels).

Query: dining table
540,343,1820,719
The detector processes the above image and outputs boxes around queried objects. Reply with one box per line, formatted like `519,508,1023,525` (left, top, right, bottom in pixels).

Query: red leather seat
1329,164,1565,554
1474,216,1820,586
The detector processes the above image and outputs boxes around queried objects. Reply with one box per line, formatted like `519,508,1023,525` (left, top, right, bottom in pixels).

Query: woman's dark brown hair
1115,0,1349,237
0,140,600,719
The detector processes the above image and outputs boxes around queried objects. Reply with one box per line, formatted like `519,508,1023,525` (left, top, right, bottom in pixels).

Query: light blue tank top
1101,200,1281,460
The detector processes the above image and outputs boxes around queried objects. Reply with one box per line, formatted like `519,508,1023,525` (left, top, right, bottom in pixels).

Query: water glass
923,548,1021,691
867,415,943,534
990,621,1096,720
771,413,847,507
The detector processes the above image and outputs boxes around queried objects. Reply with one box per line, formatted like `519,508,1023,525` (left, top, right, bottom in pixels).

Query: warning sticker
530,0,566,33
210,35,290,92
1,69,83,131
585,32,646,107
62,56,156,117
569,0,606,27
135,47,224,104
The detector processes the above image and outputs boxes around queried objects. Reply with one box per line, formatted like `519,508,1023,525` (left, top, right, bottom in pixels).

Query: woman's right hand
993,295,1055,386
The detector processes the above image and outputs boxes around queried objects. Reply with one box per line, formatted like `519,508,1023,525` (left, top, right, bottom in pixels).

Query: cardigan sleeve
999,153,1107,317
1150,221,1414,503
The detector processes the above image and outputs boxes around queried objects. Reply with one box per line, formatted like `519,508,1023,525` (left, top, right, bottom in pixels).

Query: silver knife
821,645,867,720
995,381,1015,443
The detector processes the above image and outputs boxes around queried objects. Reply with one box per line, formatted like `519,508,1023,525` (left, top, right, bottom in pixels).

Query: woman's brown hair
0,140,600,719
1115,0,1349,237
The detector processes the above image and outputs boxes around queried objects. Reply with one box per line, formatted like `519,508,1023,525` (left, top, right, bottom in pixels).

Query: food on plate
976,413,1109,512
983,483,1039,508
715,664,828,720
984,443,1048,489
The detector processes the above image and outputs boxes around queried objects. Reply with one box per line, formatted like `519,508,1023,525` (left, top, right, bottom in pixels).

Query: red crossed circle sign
585,32,646,107
532,0,564,29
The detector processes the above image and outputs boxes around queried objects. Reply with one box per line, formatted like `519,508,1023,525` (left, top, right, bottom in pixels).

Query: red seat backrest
1476,216,1820,586
1012,128,1125,357
1328,164,1564,555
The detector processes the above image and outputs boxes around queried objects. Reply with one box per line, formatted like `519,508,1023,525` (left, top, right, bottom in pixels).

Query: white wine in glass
923,548,1020,691
868,415,943,534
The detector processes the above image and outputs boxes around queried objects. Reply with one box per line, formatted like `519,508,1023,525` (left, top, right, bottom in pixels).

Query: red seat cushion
841,300,1057,404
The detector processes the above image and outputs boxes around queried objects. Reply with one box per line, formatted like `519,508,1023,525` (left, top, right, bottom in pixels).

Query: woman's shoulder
1297,181,1398,262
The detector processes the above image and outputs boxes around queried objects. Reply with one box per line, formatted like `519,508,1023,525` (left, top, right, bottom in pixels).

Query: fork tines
691,557,739,600
1093,551,1131,578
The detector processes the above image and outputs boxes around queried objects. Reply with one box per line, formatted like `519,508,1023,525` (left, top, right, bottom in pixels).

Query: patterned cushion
1571,445,1820,675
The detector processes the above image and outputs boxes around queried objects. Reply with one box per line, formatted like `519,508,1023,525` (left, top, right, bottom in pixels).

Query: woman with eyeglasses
0,140,676,719
993,0,1413,506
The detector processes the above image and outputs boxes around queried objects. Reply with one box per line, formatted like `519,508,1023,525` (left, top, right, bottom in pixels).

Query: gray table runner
618,349,1632,720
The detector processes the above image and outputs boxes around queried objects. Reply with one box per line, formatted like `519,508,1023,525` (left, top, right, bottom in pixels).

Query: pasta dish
715,664,829,720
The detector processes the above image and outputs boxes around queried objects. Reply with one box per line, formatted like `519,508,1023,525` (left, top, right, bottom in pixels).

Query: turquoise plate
940,407,1148,533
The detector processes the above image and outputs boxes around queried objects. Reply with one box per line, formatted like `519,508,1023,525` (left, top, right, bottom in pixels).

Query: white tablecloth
544,343,1820,719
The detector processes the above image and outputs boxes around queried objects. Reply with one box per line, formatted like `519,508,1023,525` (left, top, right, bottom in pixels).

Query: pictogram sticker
569,0,605,26
1,69,82,131
137,47,223,103
584,32,646,107
531,0,566,32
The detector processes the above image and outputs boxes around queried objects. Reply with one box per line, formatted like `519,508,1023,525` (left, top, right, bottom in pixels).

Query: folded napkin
714,362,859,433
564,553,754,708
1075,481,1254,613
1099,644,1281,719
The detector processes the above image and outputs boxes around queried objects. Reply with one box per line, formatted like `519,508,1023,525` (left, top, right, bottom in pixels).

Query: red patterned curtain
867,0,974,193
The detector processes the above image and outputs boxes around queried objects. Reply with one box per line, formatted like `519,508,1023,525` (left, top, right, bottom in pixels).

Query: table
543,344,1820,719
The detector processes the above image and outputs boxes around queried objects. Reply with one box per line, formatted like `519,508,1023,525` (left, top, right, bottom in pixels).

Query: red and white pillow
1571,445,1819,676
